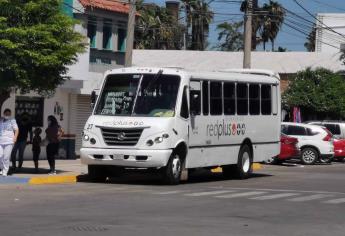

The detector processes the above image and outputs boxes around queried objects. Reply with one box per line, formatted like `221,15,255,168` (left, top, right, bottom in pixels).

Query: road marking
209,187,345,195
288,194,332,202
251,193,299,200
215,191,266,199
185,190,236,197
324,198,345,204
154,190,185,195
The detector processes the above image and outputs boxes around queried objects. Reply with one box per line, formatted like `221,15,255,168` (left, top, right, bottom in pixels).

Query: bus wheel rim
172,156,181,178
242,152,250,173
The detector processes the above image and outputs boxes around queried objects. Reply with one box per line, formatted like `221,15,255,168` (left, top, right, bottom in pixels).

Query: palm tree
216,21,244,51
304,24,316,52
181,0,214,50
260,1,285,51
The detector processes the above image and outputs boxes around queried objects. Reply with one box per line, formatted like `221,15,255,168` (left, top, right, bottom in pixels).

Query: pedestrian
0,109,19,176
45,116,63,175
32,127,42,173
11,112,33,171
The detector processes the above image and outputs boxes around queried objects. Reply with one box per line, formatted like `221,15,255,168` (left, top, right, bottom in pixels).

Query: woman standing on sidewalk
45,116,63,175
0,109,19,176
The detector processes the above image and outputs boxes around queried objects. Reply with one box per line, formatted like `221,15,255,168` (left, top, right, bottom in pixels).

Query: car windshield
95,73,181,117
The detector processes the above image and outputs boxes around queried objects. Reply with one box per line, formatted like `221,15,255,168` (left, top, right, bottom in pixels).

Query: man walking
11,113,32,170
0,109,19,176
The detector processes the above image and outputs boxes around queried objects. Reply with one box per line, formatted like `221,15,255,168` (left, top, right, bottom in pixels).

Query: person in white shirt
0,109,19,176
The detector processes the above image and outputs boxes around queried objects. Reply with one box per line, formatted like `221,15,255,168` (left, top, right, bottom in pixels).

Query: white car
281,122,334,165
306,121,345,140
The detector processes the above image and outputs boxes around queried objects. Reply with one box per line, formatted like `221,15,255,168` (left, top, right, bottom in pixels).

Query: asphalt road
1,162,345,236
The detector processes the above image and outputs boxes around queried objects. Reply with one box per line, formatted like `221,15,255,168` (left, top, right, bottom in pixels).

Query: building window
249,84,260,115
15,97,44,127
118,28,126,52
103,19,112,50
223,82,235,115
210,82,222,115
237,83,248,115
87,17,97,48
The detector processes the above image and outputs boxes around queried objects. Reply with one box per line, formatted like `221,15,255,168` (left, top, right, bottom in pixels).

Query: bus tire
223,144,253,179
88,165,108,182
161,153,182,185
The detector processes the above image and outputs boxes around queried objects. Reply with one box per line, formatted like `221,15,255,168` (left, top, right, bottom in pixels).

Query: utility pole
243,0,252,69
125,0,136,67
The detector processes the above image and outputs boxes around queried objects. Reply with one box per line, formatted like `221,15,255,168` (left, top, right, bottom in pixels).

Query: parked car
334,139,345,160
281,122,334,165
306,121,345,139
265,134,300,164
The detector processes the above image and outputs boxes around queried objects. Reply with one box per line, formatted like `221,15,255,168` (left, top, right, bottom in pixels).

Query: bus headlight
83,134,90,141
155,137,164,143
146,139,154,146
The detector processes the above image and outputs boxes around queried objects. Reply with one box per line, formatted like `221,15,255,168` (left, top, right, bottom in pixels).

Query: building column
96,18,103,50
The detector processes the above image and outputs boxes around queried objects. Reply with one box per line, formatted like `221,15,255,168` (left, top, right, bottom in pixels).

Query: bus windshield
95,74,181,117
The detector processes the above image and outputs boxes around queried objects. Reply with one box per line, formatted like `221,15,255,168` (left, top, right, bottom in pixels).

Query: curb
211,163,262,173
0,175,78,185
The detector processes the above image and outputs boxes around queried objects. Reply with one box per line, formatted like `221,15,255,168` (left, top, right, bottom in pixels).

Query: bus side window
224,82,235,115
249,84,260,115
261,84,272,115
237,83,248,115
202,81,209,115
190,81,201,116
210,82,222,115
180,86,189,119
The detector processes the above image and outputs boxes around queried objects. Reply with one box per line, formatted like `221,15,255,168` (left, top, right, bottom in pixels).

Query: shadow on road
77,169,273,186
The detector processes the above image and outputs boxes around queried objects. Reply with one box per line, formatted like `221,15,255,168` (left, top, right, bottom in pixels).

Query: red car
266,134,300,164
334,139,345,160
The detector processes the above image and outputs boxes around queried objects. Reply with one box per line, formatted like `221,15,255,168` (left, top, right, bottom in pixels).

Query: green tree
260,0,285,51
304,25,316,52
0,0,86,110
135,2,184,50
182,0,214,50
216,21,243,51
283,67,345,118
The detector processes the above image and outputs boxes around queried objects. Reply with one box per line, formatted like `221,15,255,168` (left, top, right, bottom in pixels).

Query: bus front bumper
80,148,172,168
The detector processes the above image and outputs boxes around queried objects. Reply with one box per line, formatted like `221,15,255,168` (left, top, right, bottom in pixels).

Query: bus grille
100,128,143,146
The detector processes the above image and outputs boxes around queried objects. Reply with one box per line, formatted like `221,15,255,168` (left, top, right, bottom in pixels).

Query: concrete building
316,13,345,53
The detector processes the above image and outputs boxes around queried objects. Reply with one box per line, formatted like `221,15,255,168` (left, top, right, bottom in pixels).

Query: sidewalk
0,159,87,185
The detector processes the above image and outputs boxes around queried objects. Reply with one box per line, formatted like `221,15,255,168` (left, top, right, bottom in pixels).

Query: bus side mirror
91,91,97,108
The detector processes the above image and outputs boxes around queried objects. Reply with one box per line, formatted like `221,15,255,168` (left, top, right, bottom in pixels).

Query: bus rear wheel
88,165,108,182
161,153,182,185
223,144,253,179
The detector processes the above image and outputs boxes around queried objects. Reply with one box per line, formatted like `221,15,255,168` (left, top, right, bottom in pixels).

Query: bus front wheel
161,153,182,185
223,144,253,179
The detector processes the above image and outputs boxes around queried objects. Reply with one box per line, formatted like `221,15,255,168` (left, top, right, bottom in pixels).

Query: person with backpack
0,109,19,176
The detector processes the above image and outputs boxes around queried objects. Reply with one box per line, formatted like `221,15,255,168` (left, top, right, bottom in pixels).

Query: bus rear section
80,67,281,184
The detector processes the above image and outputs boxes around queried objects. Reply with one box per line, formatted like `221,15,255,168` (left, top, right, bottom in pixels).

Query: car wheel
88,165,108,182
161,153,182,185
301,148,318,165
223,144,253,179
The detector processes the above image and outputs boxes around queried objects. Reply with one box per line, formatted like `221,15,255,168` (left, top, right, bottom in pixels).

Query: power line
293,0,345,40
308,0,345,12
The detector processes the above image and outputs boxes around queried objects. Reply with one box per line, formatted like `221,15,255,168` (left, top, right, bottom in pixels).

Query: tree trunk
272,39,275,51
0,89,11,113
263,42,266,51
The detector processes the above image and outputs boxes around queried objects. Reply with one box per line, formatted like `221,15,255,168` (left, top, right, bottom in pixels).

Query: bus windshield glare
95,74,181,117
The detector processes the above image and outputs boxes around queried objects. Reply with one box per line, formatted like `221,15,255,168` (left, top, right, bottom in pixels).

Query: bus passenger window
180,86,189,119
237,83,248,115
223,82,235,115
210,82,222,115
249,84,260,115
202,81,209,115
190,81,201,115
261,85,272,115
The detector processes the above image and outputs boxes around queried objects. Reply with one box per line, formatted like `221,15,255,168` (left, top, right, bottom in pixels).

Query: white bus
80,67,281,184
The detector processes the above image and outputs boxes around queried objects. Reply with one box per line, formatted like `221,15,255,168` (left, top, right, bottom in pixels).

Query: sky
148,0,345,51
